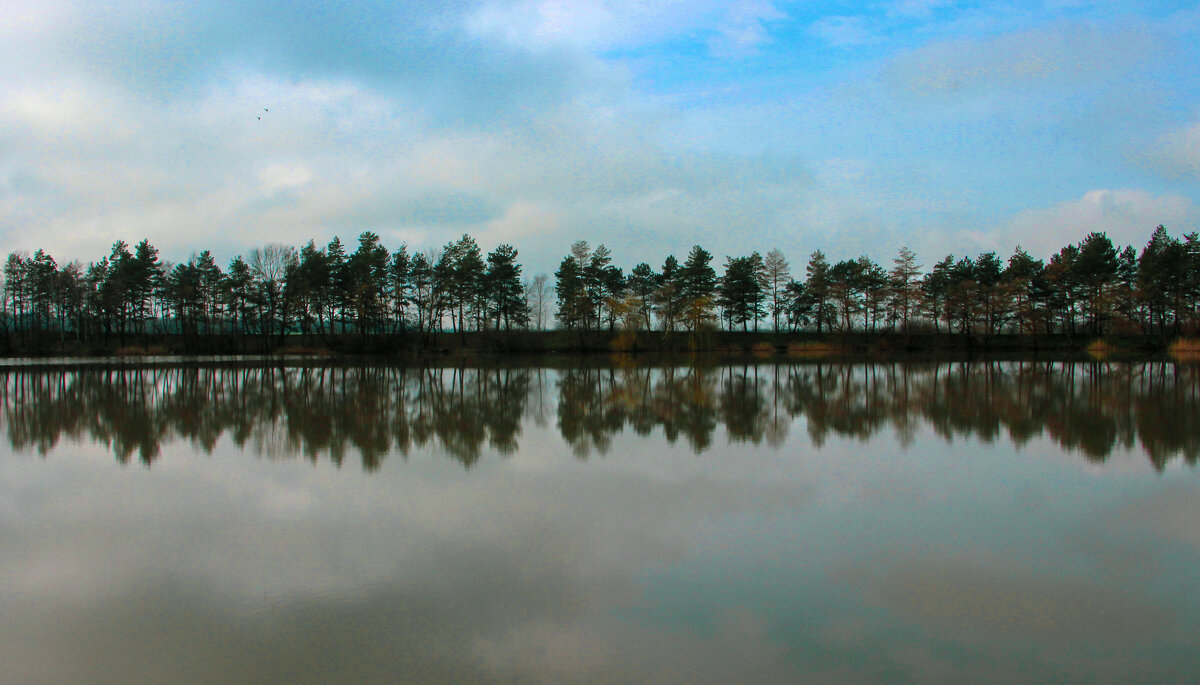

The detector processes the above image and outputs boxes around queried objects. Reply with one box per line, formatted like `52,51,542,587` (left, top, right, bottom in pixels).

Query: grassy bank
0,329,1182,361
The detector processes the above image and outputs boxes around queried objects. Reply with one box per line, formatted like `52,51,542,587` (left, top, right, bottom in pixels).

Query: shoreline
0,330,1187,365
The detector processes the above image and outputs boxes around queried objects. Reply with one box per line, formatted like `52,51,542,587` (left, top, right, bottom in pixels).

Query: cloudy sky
2,0,1198,275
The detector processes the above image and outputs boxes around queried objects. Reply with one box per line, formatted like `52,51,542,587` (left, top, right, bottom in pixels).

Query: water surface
2,360,1198,683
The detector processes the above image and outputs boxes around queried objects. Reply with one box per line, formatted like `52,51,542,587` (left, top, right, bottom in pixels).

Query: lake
2,359,1198,683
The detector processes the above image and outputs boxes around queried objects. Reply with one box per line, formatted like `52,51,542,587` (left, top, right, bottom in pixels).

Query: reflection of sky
629,432,1200,682
2,389,1199,683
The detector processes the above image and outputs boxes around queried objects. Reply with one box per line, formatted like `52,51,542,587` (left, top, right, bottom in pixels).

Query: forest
1,224,1198,353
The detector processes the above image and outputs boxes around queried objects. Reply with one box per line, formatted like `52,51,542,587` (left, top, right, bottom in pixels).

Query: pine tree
804,251,832,333
485,244,528,330
349,231,390,334
1072,232,1118,334
679,245,716,331
1003,247,1044,335
922,255,954,333
718,254,765,331
627,263,657,332
555,255,586,330
390,244,411,332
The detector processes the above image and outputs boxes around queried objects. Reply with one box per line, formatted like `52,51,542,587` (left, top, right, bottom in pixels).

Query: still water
1,360,1198,683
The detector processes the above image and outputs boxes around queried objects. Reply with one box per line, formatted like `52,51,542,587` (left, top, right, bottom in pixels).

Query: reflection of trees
2,361,1198,470
0,365,533,469
557,365,722,457
555,361,1200,469
773,361,1199,469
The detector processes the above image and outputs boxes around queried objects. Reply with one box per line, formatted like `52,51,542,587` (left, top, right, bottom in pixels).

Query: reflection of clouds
468,609,790,683
0,425,817,683
1118,485,1200,549
4,363,1200,681
876,558,1170,644
886,644,1025,685
1066,482,1200,600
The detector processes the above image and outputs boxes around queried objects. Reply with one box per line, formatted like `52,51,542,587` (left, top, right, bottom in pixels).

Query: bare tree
249,243,298,339
763,248,790,332
524,273,550,330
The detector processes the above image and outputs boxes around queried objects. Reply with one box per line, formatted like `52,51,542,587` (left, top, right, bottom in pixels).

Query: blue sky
1,0,1198,275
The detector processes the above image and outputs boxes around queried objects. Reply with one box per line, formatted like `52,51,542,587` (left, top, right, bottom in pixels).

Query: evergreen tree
1113,244,1139,331
586,245,623,331
225,256,254,339
974,251,1004,334
1003,247,1044,335
485,244,529,330
390,244,411,332
294,240,329,337
555,255,587,330
323,237,348,332
1137,225,1185,336
348,231,390,334
101,241,134,339
679,245,717,331
889,246,921,331
409,251,435,332
3,253,30,340
922,255,954,333
1183,232,1200,327
28,249,58,333
718,254,765,331
194,250,223,334
945,256,978,334
828,259,865,331
654,255,683,333
804,251,832,333
858,256,889,332
783,279,812,331
1072,232,1118,334
56,261,85,342
129,239,161,334
627,263,658,331
454,234,486,331
1045,245,1080,334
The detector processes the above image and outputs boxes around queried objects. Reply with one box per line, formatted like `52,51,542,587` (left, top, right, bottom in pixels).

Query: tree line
2,224,1198,349
1,232,534,349
553,226,1199,340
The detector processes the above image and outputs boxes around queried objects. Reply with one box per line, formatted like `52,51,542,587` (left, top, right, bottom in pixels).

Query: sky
1,0,1198,276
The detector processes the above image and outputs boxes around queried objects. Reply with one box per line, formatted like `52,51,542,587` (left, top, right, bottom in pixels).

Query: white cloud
0,64,815,276
0,75,422,259
2,0,1197,281
983,189,1197,258
466,0,716,49
257,163,314,195
466,0,787,56
477,200,562,247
